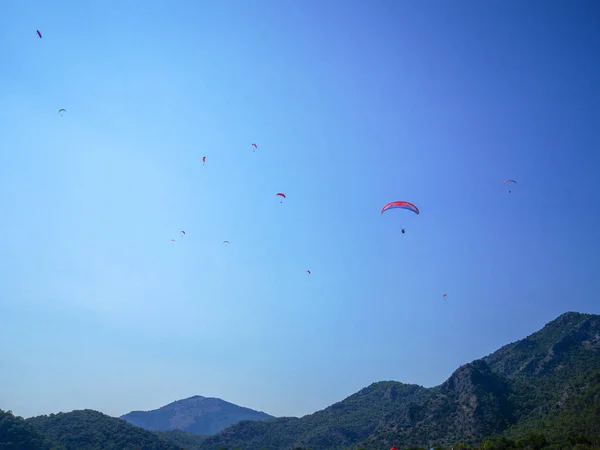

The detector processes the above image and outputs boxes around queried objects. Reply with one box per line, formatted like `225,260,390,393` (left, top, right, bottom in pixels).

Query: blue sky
1,0,599,419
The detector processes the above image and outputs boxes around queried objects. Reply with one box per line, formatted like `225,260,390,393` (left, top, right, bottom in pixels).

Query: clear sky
1,0,599,420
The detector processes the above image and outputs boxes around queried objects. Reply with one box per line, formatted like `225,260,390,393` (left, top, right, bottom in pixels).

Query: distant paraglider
223,240,230,245
381,201,420,215
276,192,286,204
170,239,176,243
181,231,186,237
307,270,311,275
202,156,206,166
36,30,42,39
58,109,66,116
443,293,447,300
503,179,517,193
401,228,406,234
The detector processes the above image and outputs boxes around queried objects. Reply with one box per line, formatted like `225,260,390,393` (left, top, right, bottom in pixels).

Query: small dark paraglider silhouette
276,192,286,204
36,30,42,39
503,179,517,193
401,228,405,234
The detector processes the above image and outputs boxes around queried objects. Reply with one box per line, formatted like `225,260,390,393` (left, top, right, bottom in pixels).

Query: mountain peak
197,310,600,450
120,395,274,435
483,311,600,378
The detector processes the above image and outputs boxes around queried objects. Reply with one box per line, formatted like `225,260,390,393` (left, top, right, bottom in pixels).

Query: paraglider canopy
58,109,66,116
381,201,419,215
503,179,517,193
307,270,311,275
36,30,42,38
202,156,206,165
223,240,230,244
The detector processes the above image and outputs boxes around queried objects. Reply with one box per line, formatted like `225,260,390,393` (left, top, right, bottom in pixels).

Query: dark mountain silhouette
196,311,600,450
120,395,275,435
25,409,181,450
0,409,62,449
2,311,599,450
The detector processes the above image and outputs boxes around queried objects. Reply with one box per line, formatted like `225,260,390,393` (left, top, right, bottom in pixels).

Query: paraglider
58,109,66,116
170,239,176,243
401,228,406,234
503,179,517,193
276,192,286,204
252,143,258,152
36,30,42,38
223,240,230,245
181,231,186,237
443,293,447,299
202,156,206,166
307,270,311,275
381,201,420,215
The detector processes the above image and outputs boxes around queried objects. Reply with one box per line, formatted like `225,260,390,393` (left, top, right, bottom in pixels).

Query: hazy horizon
1,0,599,420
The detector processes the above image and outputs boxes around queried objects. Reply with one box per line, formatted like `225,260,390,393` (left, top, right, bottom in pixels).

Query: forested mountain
120,395,274,435
26,409,182,450
0,409,63,450
197,312,600,450
1,312,598,450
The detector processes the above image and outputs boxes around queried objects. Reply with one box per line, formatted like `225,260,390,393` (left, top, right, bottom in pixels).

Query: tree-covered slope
502,368,600,444
198,311,600,450
198,382,430,450
0,409,63,450
155,429,209,450
27,409,183,450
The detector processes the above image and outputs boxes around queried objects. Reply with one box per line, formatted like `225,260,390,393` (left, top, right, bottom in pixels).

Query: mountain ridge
120,395,275,435
3,311,599,450
196,311,600,450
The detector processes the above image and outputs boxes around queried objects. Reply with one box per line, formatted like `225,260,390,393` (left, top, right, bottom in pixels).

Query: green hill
197,311,600,450
0,409,63,450
26,409,183,450
155,429,209,450
2,311,599,450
